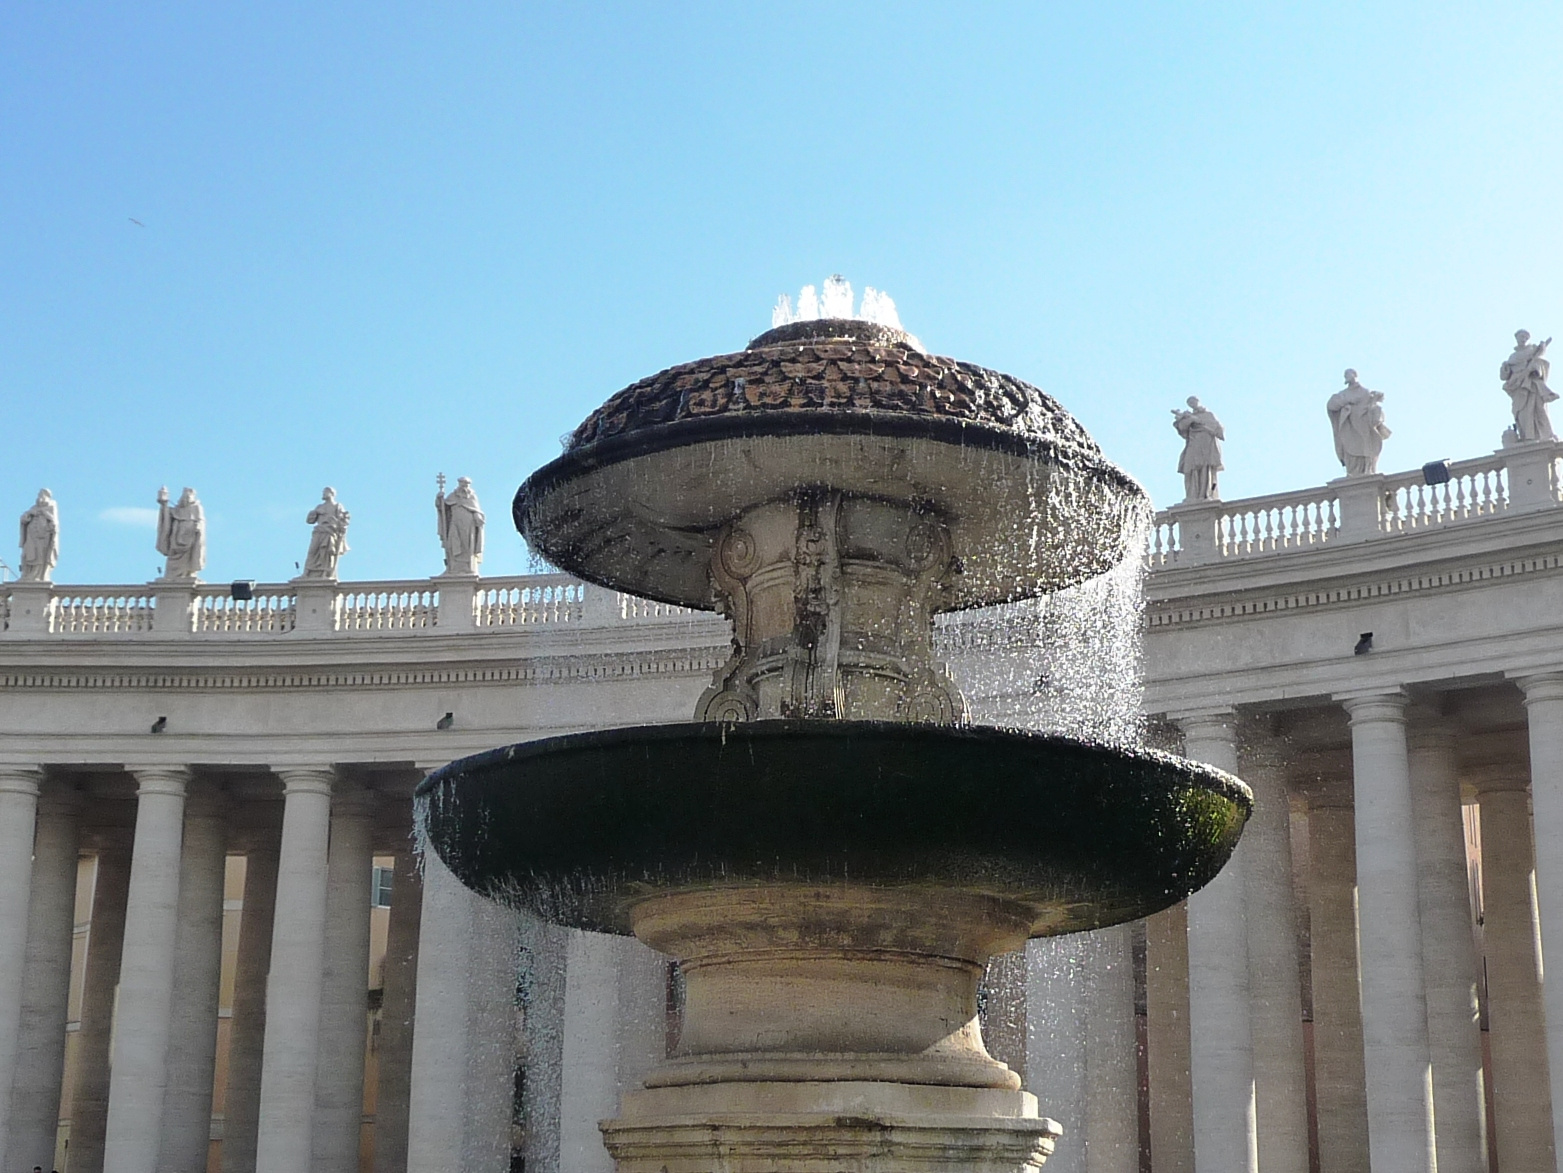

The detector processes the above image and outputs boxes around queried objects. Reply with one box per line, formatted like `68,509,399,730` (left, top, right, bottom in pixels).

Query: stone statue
1171,397,1225,502
18,489,59,582
1500,329,1558,442
302,488,351,580
156,486,206,581
1327,369,1392,476
435,474,485,576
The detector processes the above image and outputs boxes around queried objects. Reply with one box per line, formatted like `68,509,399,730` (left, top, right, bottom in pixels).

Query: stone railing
0,574,706,638
1150,441,1563,568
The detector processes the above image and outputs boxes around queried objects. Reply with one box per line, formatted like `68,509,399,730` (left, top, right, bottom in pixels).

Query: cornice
0,645,730,692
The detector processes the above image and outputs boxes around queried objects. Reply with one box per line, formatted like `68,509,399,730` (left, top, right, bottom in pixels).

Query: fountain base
602,1082,1060,1172
599,886,1060,1171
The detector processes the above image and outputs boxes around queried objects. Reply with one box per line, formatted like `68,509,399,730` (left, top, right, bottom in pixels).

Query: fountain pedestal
602,886,1061,1171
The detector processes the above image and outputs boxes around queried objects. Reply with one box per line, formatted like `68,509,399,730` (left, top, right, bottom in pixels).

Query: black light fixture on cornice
436,712,455,731
150,715,168,733
1354,632,1374,656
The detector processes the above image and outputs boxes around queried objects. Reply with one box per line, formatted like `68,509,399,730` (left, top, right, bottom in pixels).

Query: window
371,865,393,907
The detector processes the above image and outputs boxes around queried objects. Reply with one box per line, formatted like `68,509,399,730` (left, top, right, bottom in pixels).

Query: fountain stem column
1177,713,1258,1173
1340,692,1437,1173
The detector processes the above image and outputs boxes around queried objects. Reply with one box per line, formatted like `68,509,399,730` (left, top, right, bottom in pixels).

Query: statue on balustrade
156,486,206,581
1171,396,1225,502
1501,329,1557,442
301,487,351,580
1327,369,1392,476
18,488,59,582
435,473,485,576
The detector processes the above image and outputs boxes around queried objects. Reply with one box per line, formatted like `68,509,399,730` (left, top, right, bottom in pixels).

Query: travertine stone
406,850,474,1171
1144,903,1194,1173
103,766,190,1173
17,489,58,582
255,767,335,1173
223,842,280,1173
1328,370,1391,476
313,784,375,1173
1406,726,1488,1172
69,847,132,1173
1501,329,1557,442
302,489,350,580
1517,671,1563,1161
0,766,43,1171
159,782,228,1173
6,782,79,1172
1477,772,1557,1172
1172,397,1225,502
371,849,422,1173
1341,693,1436,1173
156,486,206,581
1306,800,1371,1173
1178,713,1257,1173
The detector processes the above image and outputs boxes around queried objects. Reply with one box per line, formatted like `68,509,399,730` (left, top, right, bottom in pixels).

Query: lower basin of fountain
416,719,1250,938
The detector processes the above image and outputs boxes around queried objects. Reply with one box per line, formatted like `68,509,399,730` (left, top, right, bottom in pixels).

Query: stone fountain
418,314,1250,1171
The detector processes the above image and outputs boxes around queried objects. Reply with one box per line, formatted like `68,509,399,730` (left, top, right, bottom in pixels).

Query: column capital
1169,709,1238,741
1337,690,1409,724
1516,672,1563,706
131,765,192,797
274,766,336,797
0,764,45,798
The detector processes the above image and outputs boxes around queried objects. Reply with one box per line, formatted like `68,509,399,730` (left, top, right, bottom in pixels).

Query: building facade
0,437,1561,1172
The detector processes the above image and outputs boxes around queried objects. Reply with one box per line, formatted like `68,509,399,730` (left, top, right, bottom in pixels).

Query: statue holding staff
302,487,351,580
1501,329,1558,442
1327,369,1391,476
156,486,206,580
435,473,485,576
18,488,60,582
1171,397,1225,502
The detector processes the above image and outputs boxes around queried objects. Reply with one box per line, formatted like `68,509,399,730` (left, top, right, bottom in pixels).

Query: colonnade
1164,674,1563,1173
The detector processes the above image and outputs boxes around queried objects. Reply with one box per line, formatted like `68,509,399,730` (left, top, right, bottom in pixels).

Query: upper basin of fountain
517,314,1150,612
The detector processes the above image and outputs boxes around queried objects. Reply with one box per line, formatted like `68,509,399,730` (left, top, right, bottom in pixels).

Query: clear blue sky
4,4,1561,584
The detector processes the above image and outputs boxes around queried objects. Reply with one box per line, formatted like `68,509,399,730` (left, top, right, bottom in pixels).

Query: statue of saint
302,488,351,580
1500,329,1558,442
1327,370,1392,477
156,486,206,581
435,474,485,576
18,489,59,582
1171,397,1225,502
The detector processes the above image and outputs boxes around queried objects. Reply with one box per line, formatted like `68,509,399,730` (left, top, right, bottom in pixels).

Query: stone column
0,765,43,1172
372,848,423,1173
1024,935,1088,1173
103,766,190,1173
159,782,228,1173
1306,797,1371,1173
1240,753,1310,1173
1518,671,1563,1158
561,932,631,1173
1340,693,1437,1173
407,850,474,1171
1476,772,1556,1171
222,841,280,1173
67,847,131,1173
313,784,375,1173
1083,925,1139,1173
1407,725,1488,1172
1144,903,1193,1173
255,767,335,1173
1178,713,1258,1173
6,781,81,1172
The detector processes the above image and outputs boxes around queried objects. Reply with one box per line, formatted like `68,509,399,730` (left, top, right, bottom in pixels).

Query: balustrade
336,586,439,631
194,587,296,634
51,589,155,634
476,577,584,626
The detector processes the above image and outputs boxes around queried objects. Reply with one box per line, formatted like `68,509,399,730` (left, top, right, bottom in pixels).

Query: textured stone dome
564,318,1109,462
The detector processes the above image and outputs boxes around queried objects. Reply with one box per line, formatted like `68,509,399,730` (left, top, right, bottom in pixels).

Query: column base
603,1081,1061,1172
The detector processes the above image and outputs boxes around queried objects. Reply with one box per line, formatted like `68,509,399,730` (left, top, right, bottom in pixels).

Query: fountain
418,301,1250,1171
